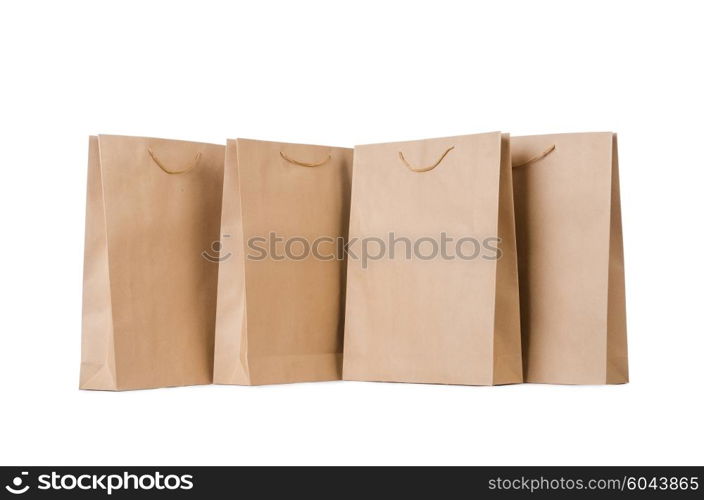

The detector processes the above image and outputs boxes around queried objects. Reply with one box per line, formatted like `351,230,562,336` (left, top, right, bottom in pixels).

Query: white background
1,0,702,466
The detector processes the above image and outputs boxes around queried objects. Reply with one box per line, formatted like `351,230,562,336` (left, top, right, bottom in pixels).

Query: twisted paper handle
280,151,331,167
398,146,455,173
512,144,556,168
148,148,201,175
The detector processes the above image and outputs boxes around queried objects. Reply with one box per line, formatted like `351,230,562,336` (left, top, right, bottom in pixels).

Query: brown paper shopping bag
80,135,224,390
511,133,628,384
213,139,352,385
343,132,522,385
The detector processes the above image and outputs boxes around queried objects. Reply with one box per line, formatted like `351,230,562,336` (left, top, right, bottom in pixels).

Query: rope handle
280,151,331,167
148,148,201,175
398,146,455,173
512,144,556,168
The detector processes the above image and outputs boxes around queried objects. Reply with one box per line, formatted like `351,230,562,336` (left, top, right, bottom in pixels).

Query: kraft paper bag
80,135,224,390
343,132,522,385
511,132,628,384
213,139,353,385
